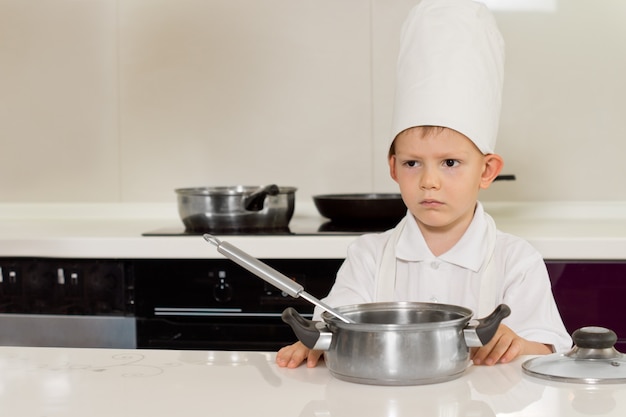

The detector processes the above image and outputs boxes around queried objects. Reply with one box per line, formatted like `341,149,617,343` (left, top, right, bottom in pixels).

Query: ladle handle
203,234,304,297
297,292,354,324
203,234,354,324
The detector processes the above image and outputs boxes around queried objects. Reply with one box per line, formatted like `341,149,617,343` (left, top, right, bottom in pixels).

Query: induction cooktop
142,218,399,236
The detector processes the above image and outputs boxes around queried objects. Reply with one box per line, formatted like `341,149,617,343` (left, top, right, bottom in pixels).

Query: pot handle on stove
281,307,333,351
243,184,280,211
463,304,511,347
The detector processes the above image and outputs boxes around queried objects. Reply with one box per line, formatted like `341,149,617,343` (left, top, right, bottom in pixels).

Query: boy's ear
480,154,504,189
389,155,399,182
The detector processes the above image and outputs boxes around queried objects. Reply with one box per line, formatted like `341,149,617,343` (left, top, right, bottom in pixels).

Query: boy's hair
388,125,445,158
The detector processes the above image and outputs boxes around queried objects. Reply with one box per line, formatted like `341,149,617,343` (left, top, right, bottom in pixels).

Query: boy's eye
444,159,458,167
406,160,418,167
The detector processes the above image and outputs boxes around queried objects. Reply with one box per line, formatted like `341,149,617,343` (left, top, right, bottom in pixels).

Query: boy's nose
420,168,440,190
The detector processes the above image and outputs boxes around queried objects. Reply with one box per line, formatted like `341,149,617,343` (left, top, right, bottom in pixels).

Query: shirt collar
395,202,489,272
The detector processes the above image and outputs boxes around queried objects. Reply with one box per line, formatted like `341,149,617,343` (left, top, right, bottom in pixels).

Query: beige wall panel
118,0,371,202
483,1,626,201
0,0,118,202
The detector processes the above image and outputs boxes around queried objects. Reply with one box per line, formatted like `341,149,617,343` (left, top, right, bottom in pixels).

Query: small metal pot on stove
175,184,296,232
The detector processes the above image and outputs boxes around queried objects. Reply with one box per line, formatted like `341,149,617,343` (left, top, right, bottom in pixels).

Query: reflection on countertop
2,346,626,417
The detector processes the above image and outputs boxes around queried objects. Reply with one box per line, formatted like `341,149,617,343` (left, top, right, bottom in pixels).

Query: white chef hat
390,0,505,154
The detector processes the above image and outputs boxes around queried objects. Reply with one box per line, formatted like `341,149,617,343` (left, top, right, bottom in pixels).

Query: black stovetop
142,219,398,236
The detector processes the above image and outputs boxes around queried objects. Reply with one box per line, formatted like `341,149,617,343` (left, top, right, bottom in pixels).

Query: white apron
374,213,497,317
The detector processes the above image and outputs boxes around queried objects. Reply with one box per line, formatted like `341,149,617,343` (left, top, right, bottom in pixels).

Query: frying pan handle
464,304,511,347
281,307,332,351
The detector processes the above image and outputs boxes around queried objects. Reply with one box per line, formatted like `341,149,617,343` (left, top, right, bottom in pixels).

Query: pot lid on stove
523,326,626,384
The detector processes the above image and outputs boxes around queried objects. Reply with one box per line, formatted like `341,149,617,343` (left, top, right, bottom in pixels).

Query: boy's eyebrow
396,150,472,159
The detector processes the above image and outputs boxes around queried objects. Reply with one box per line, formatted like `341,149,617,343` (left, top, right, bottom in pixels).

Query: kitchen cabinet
546,261,626,350
3,256,626,353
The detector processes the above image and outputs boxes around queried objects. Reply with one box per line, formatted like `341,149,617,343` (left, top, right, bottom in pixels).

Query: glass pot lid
523,327,626,384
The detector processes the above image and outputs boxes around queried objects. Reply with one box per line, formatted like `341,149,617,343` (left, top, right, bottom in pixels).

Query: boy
276,0,571,368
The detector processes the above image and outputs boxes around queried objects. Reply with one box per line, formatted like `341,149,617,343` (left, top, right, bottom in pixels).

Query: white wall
1,0,625,204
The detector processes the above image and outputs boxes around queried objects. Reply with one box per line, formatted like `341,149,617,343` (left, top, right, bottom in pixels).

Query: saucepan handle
243,184,280,211
463,304,511,347
281,307,333,351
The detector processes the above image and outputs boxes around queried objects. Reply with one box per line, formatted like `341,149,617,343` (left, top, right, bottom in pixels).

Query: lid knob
572,326,617,349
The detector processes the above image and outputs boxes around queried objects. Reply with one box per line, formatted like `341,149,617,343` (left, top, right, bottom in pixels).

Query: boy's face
388,127,502,234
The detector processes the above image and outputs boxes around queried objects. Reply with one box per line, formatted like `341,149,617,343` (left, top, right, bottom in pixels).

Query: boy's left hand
470,324,552,366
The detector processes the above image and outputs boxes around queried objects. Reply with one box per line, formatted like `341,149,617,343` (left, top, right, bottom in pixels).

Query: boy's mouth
420,199,444,207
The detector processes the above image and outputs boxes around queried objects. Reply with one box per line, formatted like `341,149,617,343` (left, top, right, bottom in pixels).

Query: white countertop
1,201,626,259
0,346,624,417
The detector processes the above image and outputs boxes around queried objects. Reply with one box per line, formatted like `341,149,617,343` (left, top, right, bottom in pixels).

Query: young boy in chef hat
277,0,571,368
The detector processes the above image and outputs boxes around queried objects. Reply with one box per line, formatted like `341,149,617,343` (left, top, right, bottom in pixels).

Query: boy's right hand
275,341,323,368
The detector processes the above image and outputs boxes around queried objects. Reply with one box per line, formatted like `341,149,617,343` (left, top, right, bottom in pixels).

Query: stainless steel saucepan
282,302,510,385
176,184,296,232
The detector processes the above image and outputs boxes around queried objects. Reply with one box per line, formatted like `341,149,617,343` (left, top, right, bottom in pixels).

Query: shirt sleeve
498,236,573,352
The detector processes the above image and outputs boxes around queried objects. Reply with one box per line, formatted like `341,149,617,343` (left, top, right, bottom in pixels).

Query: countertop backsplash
1,0,624,204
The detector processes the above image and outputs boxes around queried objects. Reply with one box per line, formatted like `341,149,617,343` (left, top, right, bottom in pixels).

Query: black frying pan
313,193,406,224
313,175,514,224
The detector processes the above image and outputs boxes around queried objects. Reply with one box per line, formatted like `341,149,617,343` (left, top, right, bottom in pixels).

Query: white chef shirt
314,202,573,352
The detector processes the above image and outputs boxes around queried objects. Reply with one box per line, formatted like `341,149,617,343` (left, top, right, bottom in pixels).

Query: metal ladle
203,234,354,324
